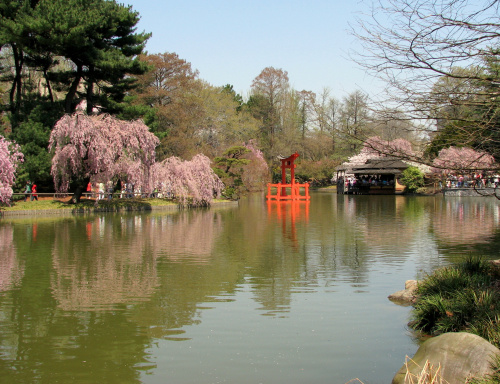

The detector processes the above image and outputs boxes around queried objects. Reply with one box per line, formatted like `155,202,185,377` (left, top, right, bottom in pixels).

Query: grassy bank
0,197,236,215
409,256,500,383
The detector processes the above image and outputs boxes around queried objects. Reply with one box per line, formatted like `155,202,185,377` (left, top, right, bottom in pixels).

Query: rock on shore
387,280,418,305
392,332,500,384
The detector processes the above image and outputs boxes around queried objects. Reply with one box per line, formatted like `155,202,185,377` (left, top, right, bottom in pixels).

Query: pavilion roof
351,158,409,174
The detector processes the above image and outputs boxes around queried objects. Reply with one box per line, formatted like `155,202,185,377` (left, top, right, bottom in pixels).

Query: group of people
85,181,172,200
442,173,500,189
86,181,125,200
341,175,395,188
23,181,38,201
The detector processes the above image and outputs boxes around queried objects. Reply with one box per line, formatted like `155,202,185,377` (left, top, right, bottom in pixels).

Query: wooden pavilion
336,158,409,195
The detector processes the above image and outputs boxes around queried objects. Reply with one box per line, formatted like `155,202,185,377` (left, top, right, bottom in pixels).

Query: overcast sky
131,0,380,99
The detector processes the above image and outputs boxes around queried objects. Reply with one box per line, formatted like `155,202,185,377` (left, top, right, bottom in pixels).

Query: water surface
1,192,499,384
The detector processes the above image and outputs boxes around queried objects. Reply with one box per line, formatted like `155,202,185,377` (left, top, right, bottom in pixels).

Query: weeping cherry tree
150,154,224,207
0,136,24,205
49,112,159,203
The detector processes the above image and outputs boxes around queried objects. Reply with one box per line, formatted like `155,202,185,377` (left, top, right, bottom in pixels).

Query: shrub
400,166,425,193
410,256,500,346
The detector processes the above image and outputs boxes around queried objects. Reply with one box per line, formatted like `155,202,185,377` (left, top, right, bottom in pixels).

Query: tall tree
30,0,150,114
250,67,290,151
312,88,341,153
339,90,371,152
1,0,150,116
131,52,201,158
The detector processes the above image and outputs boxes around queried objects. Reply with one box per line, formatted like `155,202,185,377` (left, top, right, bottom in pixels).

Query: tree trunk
70,177,89,204
86,66,94,114
10,44,24,113
65,64,83,113
43,68,54,103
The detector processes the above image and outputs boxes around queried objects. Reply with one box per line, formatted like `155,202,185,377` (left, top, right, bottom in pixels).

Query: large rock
392,332,500,384
388,280,418,305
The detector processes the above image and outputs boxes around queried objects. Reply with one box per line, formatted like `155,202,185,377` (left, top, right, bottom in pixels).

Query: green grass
410,256,500,384
1,197,177,212
411,256,500,346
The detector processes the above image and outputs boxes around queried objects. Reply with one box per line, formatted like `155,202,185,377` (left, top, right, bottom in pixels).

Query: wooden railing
266,183,310,201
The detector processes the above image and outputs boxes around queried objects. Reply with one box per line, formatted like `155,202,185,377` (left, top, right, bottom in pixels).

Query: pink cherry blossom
49,112,159,193
242,140,269,191
0,136,24,205
432,146,497,174
364,136,415,158
150,154,224,206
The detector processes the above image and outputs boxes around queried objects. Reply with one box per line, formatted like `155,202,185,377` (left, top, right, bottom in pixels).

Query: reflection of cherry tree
431,199,497,245
355,197,416,249
50,209,225,311
0,224,24,291
150,210,223,262
51,217,160,311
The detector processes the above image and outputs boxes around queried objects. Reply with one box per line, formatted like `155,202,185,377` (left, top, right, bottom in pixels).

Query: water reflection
266,200,310,248
51,216,160,311
51,210,226,311
430,197,500,246
0,225,23,291
0,194,500,384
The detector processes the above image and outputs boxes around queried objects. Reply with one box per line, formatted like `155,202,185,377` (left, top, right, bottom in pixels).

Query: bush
410,256,500,346
400,166,425,193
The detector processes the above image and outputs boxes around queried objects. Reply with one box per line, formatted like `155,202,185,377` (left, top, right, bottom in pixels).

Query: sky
130,0,381,99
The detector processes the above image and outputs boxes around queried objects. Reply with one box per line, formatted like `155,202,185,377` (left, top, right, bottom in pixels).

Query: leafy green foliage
400,166,425,193
213,146,250,200
9,103,61,191
410,256,500,347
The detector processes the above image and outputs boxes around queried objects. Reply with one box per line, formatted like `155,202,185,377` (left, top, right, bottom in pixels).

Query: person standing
86,182,92,199
24,180,32,202
98,182,105,200
31,182,38,201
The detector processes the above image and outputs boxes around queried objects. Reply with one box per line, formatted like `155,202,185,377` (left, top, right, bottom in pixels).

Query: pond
1,192,500,384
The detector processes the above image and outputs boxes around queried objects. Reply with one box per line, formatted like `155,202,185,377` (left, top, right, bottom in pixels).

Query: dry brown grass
404,357,449,384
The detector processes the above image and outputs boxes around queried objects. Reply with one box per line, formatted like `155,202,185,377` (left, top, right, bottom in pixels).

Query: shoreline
0,199,239,217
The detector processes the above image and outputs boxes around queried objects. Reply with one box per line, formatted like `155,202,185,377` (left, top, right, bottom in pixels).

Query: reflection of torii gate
266,152,310,200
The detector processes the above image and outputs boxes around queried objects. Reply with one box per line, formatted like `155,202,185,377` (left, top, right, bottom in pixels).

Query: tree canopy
49,112,159,201
150,154,224,206
1,0,150,115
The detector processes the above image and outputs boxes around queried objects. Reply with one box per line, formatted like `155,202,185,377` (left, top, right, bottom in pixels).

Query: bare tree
339,90,371,152
250,67,290,150
352,0,499,91
351,0,500,163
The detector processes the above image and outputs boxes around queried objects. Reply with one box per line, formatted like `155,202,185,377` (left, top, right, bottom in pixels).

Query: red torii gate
266,152,310,201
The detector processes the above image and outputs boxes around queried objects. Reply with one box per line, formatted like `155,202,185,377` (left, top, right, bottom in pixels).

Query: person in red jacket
31,182,38,201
